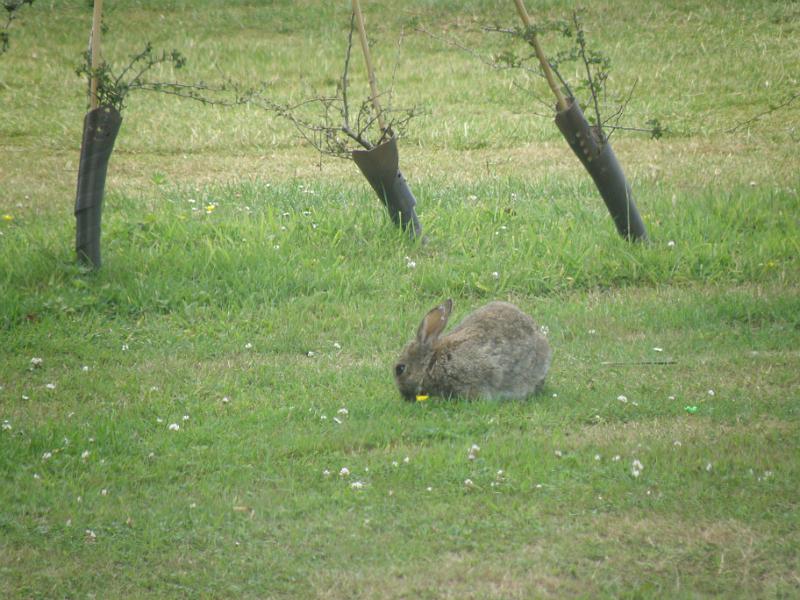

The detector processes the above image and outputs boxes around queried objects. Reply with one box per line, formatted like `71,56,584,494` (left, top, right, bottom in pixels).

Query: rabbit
394,299,552,401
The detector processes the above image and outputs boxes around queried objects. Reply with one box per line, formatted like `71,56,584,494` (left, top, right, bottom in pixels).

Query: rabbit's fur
394,299,551,401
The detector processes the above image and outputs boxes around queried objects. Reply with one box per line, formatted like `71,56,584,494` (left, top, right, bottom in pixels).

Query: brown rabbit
394,299,551,401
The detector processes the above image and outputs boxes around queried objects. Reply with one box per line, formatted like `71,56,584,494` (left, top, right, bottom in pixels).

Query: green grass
1,1,799,598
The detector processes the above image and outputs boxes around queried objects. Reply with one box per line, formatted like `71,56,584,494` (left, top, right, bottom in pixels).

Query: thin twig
573,10,602,135
727,90,800,133
600,360,677,366
418,24,555,111
604,78,638,141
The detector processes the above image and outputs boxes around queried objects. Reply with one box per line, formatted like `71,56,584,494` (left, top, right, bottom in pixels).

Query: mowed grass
1,1,799,598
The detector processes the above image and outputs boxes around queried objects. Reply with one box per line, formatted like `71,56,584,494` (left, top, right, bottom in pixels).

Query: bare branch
603,77,638,141
241,13,419,159
572,10,602,138
727,90,800,134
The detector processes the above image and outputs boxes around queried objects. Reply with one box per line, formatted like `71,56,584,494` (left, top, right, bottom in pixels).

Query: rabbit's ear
417,299,452,346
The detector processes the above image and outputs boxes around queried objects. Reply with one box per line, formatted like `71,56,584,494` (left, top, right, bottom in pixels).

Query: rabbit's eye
395,364,406,376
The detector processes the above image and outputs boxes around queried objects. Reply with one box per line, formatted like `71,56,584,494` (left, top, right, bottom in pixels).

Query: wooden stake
513,0,568,112
352,0,386,132
89,0,104,110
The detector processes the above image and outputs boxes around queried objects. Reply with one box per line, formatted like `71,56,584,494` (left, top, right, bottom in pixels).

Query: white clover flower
406,260,416,269
617,395,628,403
594,454,601,461
222,396,230,404
708,389,715,396
33,473,41,480
337,408,348,416
426,486,433,492
42,452,52,460
30,357,43,367
306,351,315,357
101,489,108,496
588,329,597,334
470,444,480,453
339,467,350,477
121,344,129,351
403,456,410,464
168,423,180,431
554,450,563,458
612,455,621,462
706,462,713,472
45,383,56,390
81,450,90,460
632,459,644,478
322,469,331,477
182,415,190,421
491,271,499,279
82,365,89,372
667,240,676,247
2,420,10,431
333,342,342,350
391,461,399,467
350,481,365,490
244,343,253,349
464,478,475,488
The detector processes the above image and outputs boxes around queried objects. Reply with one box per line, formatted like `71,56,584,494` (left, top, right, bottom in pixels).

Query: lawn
1,1,798,598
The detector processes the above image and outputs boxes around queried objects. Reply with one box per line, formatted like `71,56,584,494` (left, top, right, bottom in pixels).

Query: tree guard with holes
555,97,648,241
352,134,422,238
74,105,122,268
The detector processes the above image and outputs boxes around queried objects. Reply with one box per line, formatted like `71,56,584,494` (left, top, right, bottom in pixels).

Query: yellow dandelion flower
2,214,13,221
415,395,429,402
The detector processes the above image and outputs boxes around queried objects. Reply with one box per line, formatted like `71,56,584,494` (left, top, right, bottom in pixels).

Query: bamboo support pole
352,0,386,132
513,0,568,112
89,0,104,110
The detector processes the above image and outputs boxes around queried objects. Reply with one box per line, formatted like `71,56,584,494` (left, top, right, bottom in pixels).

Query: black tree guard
555,98,648,241
74,105,122,268
352,134,422,238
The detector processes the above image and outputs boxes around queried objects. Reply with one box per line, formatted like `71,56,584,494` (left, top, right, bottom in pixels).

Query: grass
1,0,799,598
